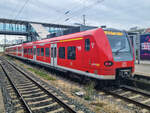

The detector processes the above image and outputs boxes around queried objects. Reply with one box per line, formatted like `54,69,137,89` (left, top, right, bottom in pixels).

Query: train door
51,44,57,66
33,46,36,61
83,37,91,69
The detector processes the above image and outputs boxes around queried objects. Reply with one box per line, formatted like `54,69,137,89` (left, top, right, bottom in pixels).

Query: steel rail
120,85,150,97
124,77,150,86
102,88,150,110
123,77,150,91
134,74,150,81
3,58,77,113
0,63,33,113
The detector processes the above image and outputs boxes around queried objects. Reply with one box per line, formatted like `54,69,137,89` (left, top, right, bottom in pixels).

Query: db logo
122,62,127,67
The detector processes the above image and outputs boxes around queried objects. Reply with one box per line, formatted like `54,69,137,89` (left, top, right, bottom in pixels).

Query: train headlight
104,61,113,67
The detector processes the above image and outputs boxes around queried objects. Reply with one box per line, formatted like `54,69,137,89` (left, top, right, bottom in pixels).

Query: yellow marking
59,37,83,42
96,64,100,67
104,31,123,36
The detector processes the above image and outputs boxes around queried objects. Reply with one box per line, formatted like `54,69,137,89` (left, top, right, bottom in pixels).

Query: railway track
122,75,150,91
101,85,150,112
2,56,150,112
0,65,25,113
0,58,77,113
134,74,150,81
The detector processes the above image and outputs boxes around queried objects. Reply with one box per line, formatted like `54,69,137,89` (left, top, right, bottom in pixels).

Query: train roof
22,28,102,46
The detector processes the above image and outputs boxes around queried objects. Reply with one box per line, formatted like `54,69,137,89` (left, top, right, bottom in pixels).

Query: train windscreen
104,30,133,61
107,34,130,53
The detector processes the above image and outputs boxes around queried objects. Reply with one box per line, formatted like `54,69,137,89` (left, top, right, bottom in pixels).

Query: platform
135,60,150,76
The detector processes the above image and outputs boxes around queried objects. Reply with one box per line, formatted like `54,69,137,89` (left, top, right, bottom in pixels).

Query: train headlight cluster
104,61,113,67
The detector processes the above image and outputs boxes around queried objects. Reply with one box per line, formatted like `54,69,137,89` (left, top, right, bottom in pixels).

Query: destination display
104,31,123,36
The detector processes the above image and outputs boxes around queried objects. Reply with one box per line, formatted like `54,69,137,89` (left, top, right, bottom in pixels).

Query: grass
20,63,24,67
84,81,95,100
72,88,81,93
91,101,106,107
91,101,106,113
27,67,56,81
5,56,13,61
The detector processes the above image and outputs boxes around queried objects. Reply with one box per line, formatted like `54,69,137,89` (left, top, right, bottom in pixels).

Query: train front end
103,29,135,80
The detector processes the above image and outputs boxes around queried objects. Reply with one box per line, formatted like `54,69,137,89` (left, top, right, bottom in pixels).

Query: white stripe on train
7,54,116,80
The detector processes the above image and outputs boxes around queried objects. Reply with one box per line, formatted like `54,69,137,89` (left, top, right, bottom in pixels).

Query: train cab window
59,47,65,59
45,48,50,57
85,39,90,51
37,48,40,56
41,48,44,56
67,46,76,60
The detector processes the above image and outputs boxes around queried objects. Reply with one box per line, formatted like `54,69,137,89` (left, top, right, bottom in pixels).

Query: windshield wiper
115,46,125,55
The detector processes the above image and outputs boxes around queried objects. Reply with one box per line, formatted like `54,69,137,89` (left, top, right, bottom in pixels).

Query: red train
5,28,135,80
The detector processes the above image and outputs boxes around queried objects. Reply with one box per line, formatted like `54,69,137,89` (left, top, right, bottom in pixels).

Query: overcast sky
0,0,150,30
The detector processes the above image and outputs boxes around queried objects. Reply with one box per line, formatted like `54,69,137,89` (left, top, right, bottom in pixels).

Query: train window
51,48,53,57
25,49,27,55
24,49,26,54
28,48,30,55
67,46,76,60
54,47,56,58
37,48,40,56
41,48,44,56
23,49,25,54
45,48,50,57
34,48,36,55
85,39,90,51
59,47,65,59
30,48,33,55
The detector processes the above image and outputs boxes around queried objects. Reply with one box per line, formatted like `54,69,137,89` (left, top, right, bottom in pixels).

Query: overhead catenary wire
13,0,30,20
63,0,104,24
35,0,63,14
8,1,20,18
53,0,91,24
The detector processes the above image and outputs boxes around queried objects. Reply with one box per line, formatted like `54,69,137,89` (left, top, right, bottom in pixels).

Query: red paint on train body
5,28,135,80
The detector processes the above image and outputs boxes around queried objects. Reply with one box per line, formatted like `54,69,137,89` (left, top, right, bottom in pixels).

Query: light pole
83,14,86,26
